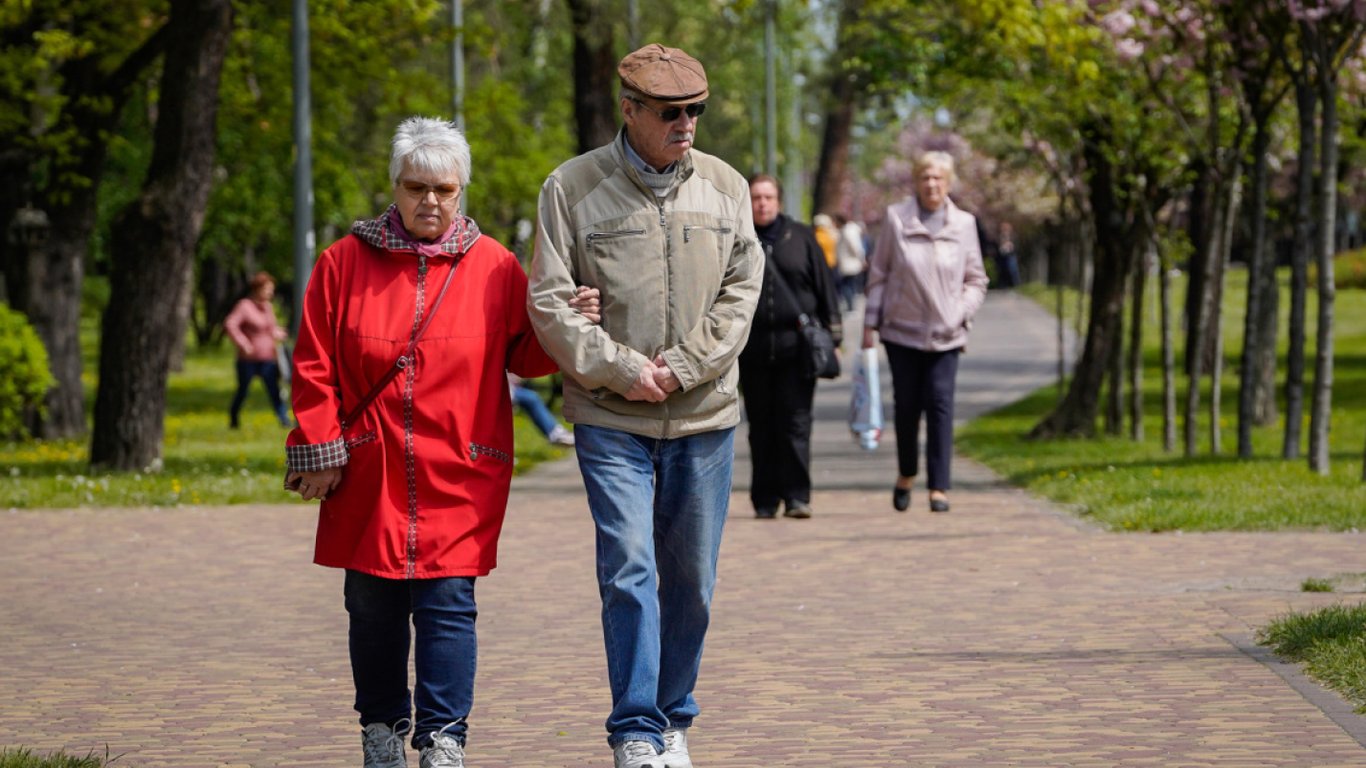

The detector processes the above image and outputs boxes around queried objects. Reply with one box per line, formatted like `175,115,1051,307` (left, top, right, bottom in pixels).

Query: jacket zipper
682,224,733,244
404,255,428,578
586,229,645,242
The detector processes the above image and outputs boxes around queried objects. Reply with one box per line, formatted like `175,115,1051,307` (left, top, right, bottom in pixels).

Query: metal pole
451,0,465,132
290,0,314,336
628,0,640,50
764,0,777,178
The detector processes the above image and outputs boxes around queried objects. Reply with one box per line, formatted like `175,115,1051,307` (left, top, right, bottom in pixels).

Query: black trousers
739,358,816,510
884,343,960,491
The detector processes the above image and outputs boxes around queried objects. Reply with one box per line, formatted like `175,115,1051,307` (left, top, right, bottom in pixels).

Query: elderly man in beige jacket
527,43,762,768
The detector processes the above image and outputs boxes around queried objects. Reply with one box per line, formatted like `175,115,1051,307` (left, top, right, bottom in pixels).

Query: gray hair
912,151,956,184
389,116,471,189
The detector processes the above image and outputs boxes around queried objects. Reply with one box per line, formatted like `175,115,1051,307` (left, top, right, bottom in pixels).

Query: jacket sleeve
960,216,990,326
658,191,765,392
284,247,348,472
502,254,558,379
528,176,651,395
863,207,897,330
223,300,251,354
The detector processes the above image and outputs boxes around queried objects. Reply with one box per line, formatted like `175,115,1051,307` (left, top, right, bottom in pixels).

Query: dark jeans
229,359,288,426
344,570,478,749
884,343,960,491
739,359,816,510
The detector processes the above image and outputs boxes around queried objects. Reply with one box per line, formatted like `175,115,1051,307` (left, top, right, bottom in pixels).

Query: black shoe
755,507,778,519
892,487,910,512
783,501,813,519
929,492,950,513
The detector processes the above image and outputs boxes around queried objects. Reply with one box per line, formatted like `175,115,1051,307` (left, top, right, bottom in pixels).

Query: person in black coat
740,174,843,519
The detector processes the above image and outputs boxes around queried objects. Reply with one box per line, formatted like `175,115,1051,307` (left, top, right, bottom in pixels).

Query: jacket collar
350,204,482,258
895,196,960,239
611,128,695,197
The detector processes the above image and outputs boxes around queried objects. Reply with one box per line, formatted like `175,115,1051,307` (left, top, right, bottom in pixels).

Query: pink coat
864,197,989,352
223,298,285,362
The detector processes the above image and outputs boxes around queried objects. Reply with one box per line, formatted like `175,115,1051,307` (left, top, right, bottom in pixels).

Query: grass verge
1259,602,1366,713
0,747,124,767
958,267,1366,531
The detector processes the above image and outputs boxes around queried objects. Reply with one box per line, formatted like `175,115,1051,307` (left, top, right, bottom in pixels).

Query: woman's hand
569,285,601,324
862,327,877,349
286,467,343,501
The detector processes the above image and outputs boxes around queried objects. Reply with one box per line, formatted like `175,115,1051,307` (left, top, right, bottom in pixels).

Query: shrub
0,303,55,439
1336,248,1366,291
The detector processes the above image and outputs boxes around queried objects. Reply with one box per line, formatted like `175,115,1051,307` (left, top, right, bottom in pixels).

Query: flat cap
618,43,708,104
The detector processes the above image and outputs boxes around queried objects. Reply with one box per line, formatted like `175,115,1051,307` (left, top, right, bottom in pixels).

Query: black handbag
764,254,840,379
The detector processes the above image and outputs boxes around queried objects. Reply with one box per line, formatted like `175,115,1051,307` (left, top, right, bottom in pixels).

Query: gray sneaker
662,728,693,768
362,719,410,768
613,739,665,768
419,724,465,768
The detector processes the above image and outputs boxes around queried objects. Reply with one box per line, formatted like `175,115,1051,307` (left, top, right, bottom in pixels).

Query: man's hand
286,467,343,501
862,327,877,350
624,361,668,402
569,285,602,324
651,355,681,394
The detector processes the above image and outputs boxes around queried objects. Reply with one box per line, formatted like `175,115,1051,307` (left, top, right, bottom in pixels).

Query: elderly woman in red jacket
284,117,595,768
862,151,988,515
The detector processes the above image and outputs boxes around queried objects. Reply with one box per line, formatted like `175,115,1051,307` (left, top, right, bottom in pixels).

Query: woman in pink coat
223,271,290,428
862,151,988,514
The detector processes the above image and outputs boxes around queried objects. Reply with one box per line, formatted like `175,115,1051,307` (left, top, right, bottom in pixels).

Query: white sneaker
362,719,410,768
662,728,693,768
549,425,575,446
419,724,465,768
613,739,665,768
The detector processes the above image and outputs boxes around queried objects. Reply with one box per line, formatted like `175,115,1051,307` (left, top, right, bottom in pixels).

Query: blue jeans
574,424,735,750
344,570,477,748
884,343,960,490
512,383,560,438
230,359,288,426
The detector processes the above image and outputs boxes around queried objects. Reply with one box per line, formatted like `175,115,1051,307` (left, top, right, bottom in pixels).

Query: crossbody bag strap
763,247,816,329
339,257,461,432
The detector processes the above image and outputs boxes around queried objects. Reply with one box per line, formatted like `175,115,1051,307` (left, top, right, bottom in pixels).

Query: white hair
912,151,956,184
388,116,471,189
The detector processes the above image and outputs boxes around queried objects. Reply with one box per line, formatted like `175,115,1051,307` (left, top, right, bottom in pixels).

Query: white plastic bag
848,347,883,451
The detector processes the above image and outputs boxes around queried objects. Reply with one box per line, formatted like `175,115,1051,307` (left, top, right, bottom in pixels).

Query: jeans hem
608,731,665,751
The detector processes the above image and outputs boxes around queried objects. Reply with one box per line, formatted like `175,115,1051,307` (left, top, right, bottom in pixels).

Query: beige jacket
528,133,763,438
864,196,989,351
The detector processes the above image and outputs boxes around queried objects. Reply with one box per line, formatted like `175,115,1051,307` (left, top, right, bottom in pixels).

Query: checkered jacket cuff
286,438,349,474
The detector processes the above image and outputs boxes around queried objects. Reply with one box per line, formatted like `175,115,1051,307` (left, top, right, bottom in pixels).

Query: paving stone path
3,292,1364,767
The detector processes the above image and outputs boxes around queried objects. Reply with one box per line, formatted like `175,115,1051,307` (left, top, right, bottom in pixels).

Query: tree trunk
1208,172,1242,456
566,0,618,154
1030,128,1132,438
90,0,233,471
1183,174,1227,456
1238,118,1278,457
1104,296,1123,436
810,0,863,217
1160,247,1176,452
1308,74,1337,475
1283,79,1315,459
1129,245,1148,442
1183,159,1210,376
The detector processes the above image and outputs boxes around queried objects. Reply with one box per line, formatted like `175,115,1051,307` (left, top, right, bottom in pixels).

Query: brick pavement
3,292,1365,767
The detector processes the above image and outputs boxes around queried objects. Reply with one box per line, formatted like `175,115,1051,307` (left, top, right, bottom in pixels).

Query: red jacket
287,213,555,579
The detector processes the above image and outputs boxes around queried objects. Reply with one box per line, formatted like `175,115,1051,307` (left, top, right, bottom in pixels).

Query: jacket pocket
467,441,512,464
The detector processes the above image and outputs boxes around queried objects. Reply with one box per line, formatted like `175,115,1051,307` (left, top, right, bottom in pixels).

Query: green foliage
957,272,1366,532
1260,603,1366,712
0,303,55,440
1302,577,1335,593
1326,248,1366,291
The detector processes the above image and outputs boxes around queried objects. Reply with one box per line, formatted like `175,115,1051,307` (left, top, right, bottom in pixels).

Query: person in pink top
223,271,291,428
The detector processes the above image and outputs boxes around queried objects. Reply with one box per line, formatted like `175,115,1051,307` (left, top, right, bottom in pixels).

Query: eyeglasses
399,180,461,201
627,97,706,122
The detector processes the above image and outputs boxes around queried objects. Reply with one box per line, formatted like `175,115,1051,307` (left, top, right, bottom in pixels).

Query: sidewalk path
3,292,1364,766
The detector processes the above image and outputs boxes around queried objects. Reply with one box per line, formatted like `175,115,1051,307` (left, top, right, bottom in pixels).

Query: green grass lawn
1260,602,1366,713
0,339,570,509
958,267,1366,532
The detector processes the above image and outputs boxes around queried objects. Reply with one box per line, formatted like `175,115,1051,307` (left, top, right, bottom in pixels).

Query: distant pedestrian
741,173,842,520
834,213,867,312
527,42,763,768
812,212,839,280
508,373,575,446
223,271,291,429
862,151,988,514
995,221,1022,288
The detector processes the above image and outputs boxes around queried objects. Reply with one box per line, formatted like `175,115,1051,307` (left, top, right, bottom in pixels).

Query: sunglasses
399,180,460,201
628,96,707,122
